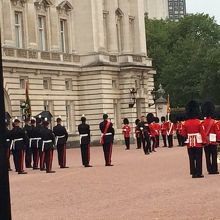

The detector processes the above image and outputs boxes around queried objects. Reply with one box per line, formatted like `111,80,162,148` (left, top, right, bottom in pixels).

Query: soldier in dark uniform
99,114,114,166
9,118,27,174
138,116,151,155
78,116,92,167
23,117,32,168
40,118,55,173
36,116,45,171
135,119,141,149
28,118,41,170
53,117,69,169
5,121,12,171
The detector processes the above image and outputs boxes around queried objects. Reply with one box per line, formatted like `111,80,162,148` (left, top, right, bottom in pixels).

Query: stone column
2,0,13,46
106,0,118,53
27,1,37,49
50,6,59,51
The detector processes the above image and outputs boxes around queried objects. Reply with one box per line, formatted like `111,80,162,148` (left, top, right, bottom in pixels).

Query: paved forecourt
9,144,220,220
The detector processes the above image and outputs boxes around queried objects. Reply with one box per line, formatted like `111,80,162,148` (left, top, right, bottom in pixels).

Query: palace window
60,19,68,53
43,77,51,90
20,77,28,89
38,16,47,51
65,79,72,90
15,12,23,48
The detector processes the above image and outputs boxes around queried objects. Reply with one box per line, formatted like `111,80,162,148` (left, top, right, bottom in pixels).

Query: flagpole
0,30,12,219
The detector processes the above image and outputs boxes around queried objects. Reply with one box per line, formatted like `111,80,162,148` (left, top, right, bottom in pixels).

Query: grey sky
186,0,220,24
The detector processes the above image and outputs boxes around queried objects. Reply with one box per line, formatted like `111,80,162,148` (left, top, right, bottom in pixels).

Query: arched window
115,8,123,53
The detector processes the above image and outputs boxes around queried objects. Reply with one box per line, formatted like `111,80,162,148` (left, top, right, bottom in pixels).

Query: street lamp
148,84,165,107
128,88,137,108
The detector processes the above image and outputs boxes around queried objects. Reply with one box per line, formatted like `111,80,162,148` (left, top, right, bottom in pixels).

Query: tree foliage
146,14,220,107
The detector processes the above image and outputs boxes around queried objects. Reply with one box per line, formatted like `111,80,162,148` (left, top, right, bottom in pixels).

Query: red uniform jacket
155,123,161,136
176,122,184,135
215,120,220,142
182,119,206,148
201,118,218,145
161,122,167,136
166,121,174,136
149,123,157,137
122,125,131,138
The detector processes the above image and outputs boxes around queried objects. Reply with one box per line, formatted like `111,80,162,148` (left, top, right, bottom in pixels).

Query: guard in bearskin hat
147,113,157,152
201,101,219,174
182,100,206,178
161,116,167,147
122,118,131,150
154,117,161,148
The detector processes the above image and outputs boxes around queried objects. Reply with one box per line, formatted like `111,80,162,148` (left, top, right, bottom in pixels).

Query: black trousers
6,148,11,170
188,147,203,176
57,144,67,168
143,137,151,154
32,147,39,168
204,145,218,173
151,137,157,152
136,137,142,149
44,148,53,172
103,142,113,165
80,144,90,166
156,135,159,147
162,135,167,147
13,148,25,173
25,147,32,168
124,137,130,149
177,132,182,146
168,135,173,147
39,148,45,170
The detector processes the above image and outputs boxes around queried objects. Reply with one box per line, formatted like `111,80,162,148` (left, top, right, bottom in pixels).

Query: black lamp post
128,88,137,108
0,30,12,220
148,84,165,107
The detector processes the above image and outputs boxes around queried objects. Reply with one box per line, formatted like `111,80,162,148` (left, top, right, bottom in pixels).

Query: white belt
55,135,66,146
10,138,23,150
80,134,88,144
29,138,41,148
185,133,202,146
42,140,53,151
105,133,112,136
6,139,10,142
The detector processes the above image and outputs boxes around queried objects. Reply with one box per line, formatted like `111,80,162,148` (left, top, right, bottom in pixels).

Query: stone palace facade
0,0,156,143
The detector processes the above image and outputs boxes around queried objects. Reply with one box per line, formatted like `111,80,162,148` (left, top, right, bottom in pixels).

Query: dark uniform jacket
9,126,27,150
53,124,68,146
78,123,90,145
99,120,114,144
137,121,150,140
23,124,32,149
6,127,11,149
40,126,55,150
27,125,41,148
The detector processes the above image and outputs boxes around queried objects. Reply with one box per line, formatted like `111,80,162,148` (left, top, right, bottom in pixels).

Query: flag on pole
24,80,31,118
167,94,171,114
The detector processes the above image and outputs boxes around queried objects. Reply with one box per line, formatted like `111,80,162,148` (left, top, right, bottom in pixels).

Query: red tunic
154,123,161,136
201,118,218,145
161,122,167,136
149,123,157,137
166,121,174,136
135,126,141,138
215,120,220,141
182,119,206,148
122,125,131,138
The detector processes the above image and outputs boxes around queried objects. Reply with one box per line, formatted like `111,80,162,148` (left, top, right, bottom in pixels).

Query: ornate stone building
0,0,156,143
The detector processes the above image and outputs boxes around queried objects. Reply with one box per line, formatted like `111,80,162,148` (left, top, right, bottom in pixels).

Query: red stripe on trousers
41,152,45,169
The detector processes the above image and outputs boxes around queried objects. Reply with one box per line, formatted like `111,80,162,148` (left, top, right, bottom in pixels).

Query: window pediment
34,0,52,11
11,0,27,7
57,1,73,15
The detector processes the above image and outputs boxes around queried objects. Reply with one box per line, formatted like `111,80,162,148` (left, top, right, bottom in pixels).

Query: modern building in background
144,0,186,21
168,0,186,21
0,0,156,144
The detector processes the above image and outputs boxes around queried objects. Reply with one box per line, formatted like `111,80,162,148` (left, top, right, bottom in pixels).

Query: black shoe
33,167,40,170
146,152,150,155
125,148,130,150
18,171,27,175
26,166,33,168
105,164,114,166
84,165,93,167
40,168,46,171
153,150,156,152
46,170,56,173
193,175,204,178
8,168,12,171
60,166,69,169
209,171,219,174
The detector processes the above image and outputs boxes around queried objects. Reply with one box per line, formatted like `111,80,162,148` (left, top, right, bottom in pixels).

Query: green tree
146,14,220,107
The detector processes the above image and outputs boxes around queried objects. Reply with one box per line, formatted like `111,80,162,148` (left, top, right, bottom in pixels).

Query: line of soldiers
5,113,115,174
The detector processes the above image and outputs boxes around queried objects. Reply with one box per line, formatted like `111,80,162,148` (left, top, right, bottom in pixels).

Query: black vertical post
0,31,12,219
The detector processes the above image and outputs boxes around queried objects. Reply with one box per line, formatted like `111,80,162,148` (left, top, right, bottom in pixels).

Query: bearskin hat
185,100,200,119
123,118,129,125
81,116,86,123
103,114,108,120
135,119,140,125
201,101,215,118
154,117,159,123
146,113,154,124
161,116,166,122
